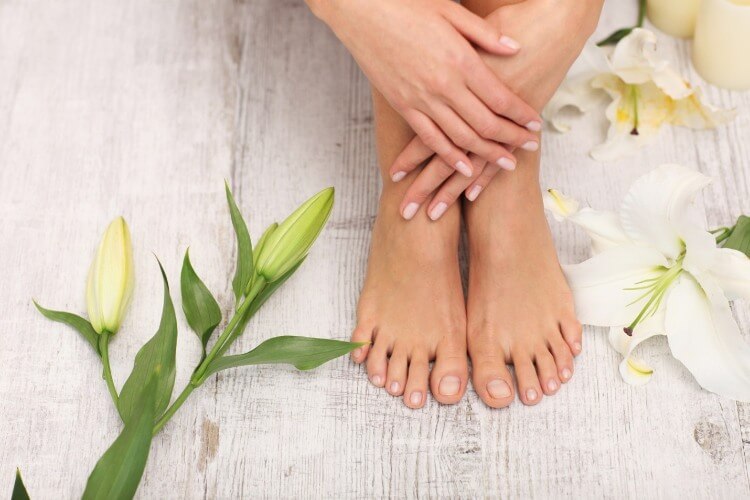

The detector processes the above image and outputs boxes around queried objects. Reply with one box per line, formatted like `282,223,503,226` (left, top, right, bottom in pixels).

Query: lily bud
86,217,134,334
255,187,334,282
245,222,278,295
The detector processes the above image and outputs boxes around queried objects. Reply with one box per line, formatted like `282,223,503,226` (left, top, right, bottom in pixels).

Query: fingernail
499,35,520,51
371,375,382,387
562,368,572,380
497,157,516,171
439,376,461,396
466,185,482,202
429,202,448,221
403,202,419,220
526,388,538,402
390,381,400,394
526,120,542,132
487,379,512,398
410,391,423,406
574,342,582,353
547,380,558,392
352,348,362,359
521,141,539,152
455,160,472,177
391,171,406,182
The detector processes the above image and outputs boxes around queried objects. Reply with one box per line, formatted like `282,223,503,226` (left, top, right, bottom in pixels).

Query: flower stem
152,383,194,435
712,226,733,245
99,331,119,407
637,0,646,27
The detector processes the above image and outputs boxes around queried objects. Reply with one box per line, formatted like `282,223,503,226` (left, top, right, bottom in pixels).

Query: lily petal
543,189,580,220
670,89,736,129
608,311,665,385
665,274,750,402
563,245,668,326
619,164,711,260
709,248,750,302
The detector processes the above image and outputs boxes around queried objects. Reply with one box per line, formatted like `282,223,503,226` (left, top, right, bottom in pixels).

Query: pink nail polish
526,388,538,401
487,379,512,398
499,35,520,51
455,160,472,177
561,368,572,380
352,348,362,359
439,376,461,396
402,202,419,220
574,342,582,353
497,157,516,171
526,120,542,132
547,380,558,392
390,381,400,393
371,375,382,387
521,141,539,152
466,185,482,202
429,202,448,221
391,171,406,182
410,391,423,406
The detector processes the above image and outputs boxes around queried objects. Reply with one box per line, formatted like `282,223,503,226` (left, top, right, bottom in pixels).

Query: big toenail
352,348,362,359
526,389,538,401
410,391,423,405
547,380,558,392
371,375,382,386
562,368,572,380
390,381,400,393
439,376,461,396
487,379,512,398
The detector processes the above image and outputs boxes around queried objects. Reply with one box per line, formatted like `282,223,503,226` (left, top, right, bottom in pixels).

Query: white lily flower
546,164,750,401
544,29,735,161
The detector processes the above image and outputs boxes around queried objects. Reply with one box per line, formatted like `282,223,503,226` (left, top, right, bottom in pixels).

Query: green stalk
712,226,733,245
99,331,119,407
637,0,646,27
152,383,194,435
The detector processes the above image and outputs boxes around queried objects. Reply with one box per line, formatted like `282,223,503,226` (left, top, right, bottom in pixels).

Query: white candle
693,0,750,90
647,0,701,38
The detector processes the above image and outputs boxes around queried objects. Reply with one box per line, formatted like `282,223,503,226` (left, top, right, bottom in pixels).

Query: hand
310,0,542,178
389,0,604,220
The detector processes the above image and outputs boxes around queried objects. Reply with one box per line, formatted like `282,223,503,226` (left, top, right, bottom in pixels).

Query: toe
560,318,583,356
469,350,515,409
430,338,468,405
351,323,375,363
534,347,561,396
548,336,575,383
404,354,429,409
386,347,408,396
512,350,543,406
365,335,389,388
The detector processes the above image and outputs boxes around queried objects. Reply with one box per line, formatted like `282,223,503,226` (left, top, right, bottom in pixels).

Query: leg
350,88,469,408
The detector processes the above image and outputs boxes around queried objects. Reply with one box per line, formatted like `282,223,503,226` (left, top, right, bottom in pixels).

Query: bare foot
464,152,582,407
350,187,469,408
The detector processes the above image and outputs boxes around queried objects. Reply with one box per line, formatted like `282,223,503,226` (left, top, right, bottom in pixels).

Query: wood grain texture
1,0,749,498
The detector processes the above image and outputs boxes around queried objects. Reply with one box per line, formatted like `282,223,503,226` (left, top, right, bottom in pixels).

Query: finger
429,102,517,169
398,155,456,220
467,65,542,133
442,1,521,55
465,162,503,202
404,109,474,178
389,137,434,182
427,157,490,217
448,90,540,149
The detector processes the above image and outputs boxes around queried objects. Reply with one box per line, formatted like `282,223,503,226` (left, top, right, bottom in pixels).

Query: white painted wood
1,0,749,498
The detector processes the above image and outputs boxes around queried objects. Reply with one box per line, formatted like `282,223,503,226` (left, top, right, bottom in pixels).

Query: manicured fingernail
429,202,448,221
352,348,362,359
371,375,382,387
410,391,423,406
497,157,516,171
487,379,512,398
439,376,461,396
574,342,582,353
499,35,520,51
390,381,400,394
547,380,558,392
466,185,482,202
391,171,406,182
526,120,542,132
521,141,539,152
403,202,419,220
526,388,538,401
561,368,572,380
455,160,472,177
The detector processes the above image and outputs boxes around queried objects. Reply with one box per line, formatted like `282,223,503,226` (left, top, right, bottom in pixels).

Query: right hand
312,0,541,178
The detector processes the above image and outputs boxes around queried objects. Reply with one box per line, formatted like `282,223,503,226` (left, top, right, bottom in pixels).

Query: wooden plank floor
1,0,749,497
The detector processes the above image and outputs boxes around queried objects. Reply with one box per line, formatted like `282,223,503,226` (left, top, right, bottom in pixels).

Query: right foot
350,187,469,408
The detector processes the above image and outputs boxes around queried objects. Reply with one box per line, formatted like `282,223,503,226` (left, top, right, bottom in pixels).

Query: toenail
561,368,572,380
371,375,382,387
487,379,512,398
547,380,558,392
574,342,582,352
526,388,538,402
390,381,400,393
352,348,362,359
410,391,423,406
439,376,461,396
403,202,419,220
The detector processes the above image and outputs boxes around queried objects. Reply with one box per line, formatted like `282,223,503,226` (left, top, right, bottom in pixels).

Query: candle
647,0,701,38
693,0,750,90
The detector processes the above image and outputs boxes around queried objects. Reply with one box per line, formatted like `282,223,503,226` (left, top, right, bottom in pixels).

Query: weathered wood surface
1,0,749,498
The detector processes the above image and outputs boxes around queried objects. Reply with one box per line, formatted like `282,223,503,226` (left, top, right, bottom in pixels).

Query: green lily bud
255,187,334,282
245,222,278,295
86,217,134,334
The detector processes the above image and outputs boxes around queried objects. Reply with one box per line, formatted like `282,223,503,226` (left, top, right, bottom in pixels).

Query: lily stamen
623,254,685,335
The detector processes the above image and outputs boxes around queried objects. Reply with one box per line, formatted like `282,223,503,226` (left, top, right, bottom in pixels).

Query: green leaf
205,336,365,377
723,215,750,258
180,250,222,363
11,469,30,500
225,182,254,302
597,27,633,47
117,260,177,424
33,301,100,357
82,377,157,500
